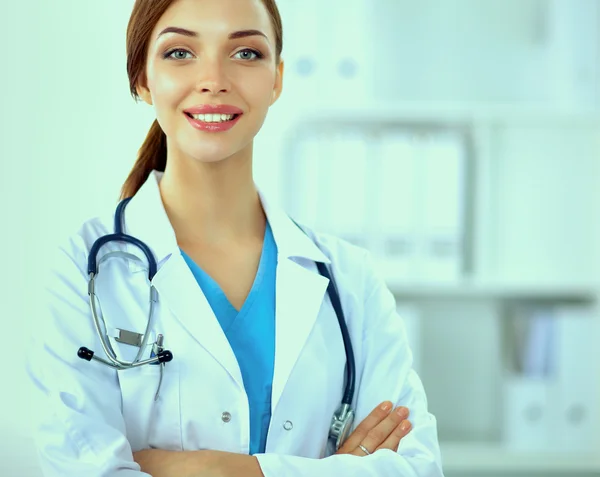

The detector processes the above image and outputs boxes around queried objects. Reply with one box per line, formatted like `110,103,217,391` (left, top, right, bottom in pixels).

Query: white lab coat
26,171,444,476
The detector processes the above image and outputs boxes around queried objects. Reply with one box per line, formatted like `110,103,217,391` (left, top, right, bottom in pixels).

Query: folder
329,0,369,106
503,307,555,452
522,308,556,378
327,132,369,247
417,133,466,282
282,0,322,108
551,306,600,452
396,303,421,374
503,375,550,452
378,133,419,281
290,132,322,230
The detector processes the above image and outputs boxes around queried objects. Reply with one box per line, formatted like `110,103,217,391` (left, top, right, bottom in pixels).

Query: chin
189,151,230,164
182,144,237,164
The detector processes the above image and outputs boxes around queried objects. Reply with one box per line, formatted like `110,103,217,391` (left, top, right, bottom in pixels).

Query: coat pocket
118,360,182,452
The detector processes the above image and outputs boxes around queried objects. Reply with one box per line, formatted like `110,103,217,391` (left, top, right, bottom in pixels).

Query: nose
195,57,231,95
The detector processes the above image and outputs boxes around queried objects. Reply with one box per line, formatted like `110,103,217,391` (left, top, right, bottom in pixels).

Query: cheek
239,72,276,109
149,69,190,110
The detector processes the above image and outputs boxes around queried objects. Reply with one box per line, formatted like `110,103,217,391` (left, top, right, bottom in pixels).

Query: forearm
133,449,263,477
204,451,264,477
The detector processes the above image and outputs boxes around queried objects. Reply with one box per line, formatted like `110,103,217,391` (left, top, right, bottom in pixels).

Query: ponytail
120,119,167,200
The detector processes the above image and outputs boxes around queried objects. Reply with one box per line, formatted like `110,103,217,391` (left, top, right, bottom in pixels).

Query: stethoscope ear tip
77,347,94,361
158,350,173,363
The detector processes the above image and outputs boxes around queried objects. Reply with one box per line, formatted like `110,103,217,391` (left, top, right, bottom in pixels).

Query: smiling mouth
184,112,241,123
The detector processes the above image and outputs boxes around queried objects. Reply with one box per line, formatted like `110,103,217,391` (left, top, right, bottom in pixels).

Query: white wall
1,1,145,475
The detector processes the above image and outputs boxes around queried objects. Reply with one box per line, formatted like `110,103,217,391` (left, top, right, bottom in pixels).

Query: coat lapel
123,172,243,389
151,253,244,390
270,258,330,412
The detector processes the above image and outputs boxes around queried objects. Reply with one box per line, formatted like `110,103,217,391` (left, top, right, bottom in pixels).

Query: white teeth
190,113,235,123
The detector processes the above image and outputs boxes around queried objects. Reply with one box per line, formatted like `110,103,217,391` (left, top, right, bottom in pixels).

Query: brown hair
120,0,284,199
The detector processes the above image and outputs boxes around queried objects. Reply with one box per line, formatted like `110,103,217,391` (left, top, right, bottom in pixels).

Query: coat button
222,412,232,423
283,420,293,431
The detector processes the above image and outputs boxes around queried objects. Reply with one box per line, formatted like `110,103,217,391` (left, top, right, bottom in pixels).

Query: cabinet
278,0,599,112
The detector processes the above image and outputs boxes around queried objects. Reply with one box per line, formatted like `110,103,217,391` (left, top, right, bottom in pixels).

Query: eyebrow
157,27,268,41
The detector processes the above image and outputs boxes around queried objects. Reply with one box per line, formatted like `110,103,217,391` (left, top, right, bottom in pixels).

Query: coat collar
122,170,331,267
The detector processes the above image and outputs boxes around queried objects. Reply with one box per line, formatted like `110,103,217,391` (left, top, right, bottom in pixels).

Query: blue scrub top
180,222,277,455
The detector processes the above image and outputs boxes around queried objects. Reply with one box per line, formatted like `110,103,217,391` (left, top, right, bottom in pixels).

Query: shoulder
46,207,115,280
313,230,371,278
34,208,117,348
298,225,381,301
299,225,395,331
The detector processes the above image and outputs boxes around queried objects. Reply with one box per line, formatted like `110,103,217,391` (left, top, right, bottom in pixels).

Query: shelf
441,442,600,474
284,102,600,129
384,278,598,302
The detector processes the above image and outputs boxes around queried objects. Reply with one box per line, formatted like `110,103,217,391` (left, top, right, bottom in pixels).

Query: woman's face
138,0,283,165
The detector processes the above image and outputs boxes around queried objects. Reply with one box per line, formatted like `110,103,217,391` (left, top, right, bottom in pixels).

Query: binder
328,0,369,106
417,133,466,282
378,133,419,281
521,308,556,378
503,307,554,451
291,133,322,230
284,0,323,109
503,375,551,452
327,132,369,247
396,303,421,374
551,306,600,452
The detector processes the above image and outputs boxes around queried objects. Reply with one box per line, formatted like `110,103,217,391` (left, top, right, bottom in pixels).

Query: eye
233,48,264,61
164,48,194,60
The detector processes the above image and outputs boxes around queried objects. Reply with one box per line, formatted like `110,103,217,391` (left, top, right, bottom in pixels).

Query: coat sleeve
255,250,445,476
25,237,151,477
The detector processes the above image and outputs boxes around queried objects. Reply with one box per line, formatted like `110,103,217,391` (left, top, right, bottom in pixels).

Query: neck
158,148,266,248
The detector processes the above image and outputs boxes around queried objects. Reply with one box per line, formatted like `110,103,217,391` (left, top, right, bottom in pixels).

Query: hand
335,401,412,456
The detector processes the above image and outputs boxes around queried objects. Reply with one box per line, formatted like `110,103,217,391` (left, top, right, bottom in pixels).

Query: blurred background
1,1,599,476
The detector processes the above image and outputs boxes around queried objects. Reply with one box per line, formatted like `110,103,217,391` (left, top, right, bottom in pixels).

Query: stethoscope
77,197,356,451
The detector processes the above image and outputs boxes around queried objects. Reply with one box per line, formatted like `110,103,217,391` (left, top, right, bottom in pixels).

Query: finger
375,419,412,452
359,406,409,455
336,401,392,454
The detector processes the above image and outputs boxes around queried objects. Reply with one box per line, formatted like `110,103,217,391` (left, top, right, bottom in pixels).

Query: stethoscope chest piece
329,403,355,451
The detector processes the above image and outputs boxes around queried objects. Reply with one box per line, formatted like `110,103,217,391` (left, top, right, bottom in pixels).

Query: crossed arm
133,449,264,477
133,401,412,476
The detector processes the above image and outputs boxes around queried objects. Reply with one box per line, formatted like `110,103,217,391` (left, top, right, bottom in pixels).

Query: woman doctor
26,0,443,475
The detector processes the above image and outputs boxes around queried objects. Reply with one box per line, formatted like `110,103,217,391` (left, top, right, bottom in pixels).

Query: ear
270,60,284,105
136,81,153,106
